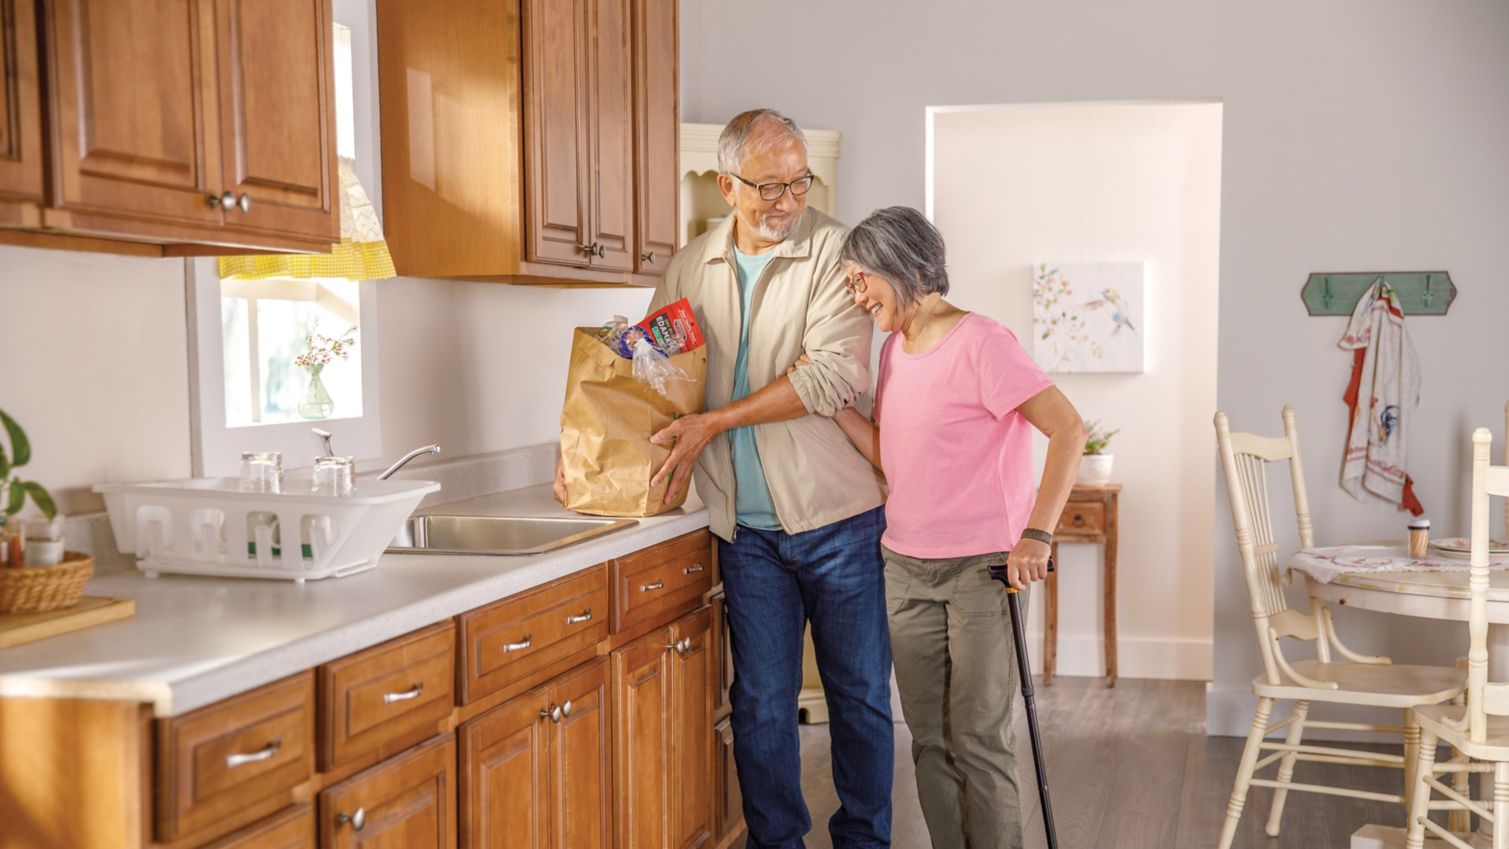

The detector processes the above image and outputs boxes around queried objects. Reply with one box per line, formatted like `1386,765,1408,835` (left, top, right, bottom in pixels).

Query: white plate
1429,537,1509,559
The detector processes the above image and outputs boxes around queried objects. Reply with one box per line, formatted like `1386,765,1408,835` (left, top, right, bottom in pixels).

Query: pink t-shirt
874,313,1054,559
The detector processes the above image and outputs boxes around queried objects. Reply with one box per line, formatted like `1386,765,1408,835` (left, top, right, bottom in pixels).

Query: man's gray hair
841,206,950,307
717,109,809,174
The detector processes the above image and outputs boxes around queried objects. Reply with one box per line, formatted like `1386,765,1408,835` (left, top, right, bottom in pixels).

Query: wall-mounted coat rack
1301,271,1456,316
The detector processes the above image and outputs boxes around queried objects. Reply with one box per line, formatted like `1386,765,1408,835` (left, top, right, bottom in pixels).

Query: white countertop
0,484,708,717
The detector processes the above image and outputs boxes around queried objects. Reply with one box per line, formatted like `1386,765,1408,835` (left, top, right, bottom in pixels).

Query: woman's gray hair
717,109,808,174
841,206,950,306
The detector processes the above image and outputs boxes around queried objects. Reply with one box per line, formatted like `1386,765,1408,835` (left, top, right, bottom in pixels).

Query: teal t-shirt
729,247,782,530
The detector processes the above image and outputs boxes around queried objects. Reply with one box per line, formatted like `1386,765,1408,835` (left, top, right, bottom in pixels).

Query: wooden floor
735,677,1415,849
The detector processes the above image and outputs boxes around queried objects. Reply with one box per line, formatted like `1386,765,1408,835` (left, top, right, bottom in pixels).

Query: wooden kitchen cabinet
212,0,339,243
460,658,611,849
0,0,337,254
319,734,457,849
376,0,676,285
0,0,45,228
613,606,715,849
631,0,678,276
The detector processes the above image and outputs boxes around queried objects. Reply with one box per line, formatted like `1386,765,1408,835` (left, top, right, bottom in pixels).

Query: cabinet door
613,626,671,849
213,0,338,242
0,0,44,224
584,0,633,271
631,0,677,276
550,659,611,849
459,686,550,849
524,0,589,266
713,717,741,845
669,607,714,849
321,734,457,849
45,0,224,225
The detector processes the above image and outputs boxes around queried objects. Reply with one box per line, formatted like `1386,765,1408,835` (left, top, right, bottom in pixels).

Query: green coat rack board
1301,271,1456,316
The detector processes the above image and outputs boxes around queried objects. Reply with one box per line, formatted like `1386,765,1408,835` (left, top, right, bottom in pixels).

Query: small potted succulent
1077,420,1118,486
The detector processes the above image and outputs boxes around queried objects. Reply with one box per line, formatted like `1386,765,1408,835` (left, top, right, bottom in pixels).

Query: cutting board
0,596,135,649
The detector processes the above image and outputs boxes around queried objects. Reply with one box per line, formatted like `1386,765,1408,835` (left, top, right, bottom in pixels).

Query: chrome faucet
378,444,441,480
312,428,335,457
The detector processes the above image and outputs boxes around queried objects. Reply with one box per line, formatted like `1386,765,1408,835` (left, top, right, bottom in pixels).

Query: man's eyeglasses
845,271,869,296
729,172,816,202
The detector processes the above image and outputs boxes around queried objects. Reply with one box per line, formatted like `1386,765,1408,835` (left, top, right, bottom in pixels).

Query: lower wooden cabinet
713,718,740,846
202,804,315,849
319,734,457,849
613,606,714,849
460,657,611,849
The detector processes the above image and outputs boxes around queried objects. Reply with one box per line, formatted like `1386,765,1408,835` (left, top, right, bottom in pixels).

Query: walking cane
988,554,1060,849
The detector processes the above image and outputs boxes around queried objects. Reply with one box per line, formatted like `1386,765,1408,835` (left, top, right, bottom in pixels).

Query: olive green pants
883,545,1025,849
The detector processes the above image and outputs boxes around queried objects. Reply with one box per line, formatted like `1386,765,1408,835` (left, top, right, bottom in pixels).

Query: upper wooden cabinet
0,0,45,228
376,0,678,286
632,0,677,276
0,0,338,254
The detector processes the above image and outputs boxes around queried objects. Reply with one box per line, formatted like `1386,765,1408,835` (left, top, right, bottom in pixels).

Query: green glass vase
299,364,335,419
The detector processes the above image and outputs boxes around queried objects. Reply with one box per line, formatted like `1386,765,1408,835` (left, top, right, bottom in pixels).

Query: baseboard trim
1026,634,1211,681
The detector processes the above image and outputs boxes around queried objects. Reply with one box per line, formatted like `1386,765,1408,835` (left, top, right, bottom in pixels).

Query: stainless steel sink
387,514,638,556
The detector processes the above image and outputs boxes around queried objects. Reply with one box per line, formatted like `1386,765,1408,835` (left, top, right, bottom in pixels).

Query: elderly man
562,109,892,848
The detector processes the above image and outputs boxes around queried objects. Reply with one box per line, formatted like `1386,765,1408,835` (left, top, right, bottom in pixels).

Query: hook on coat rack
1300,271,1456,316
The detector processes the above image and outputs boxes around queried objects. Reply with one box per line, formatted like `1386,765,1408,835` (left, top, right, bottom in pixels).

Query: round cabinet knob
560,700,573,718
578,243,595,255
208,192,235,209
1072,514,1085,526
641,251,657,264
550,704,563,723
336,808,366,831
237,193,251,213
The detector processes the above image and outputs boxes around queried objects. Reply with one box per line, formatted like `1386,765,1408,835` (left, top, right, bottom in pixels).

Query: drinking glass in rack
312,456,355,497
239,451,283,493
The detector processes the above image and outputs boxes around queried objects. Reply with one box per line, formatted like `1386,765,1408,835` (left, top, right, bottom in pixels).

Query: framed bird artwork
1031,261,1146,373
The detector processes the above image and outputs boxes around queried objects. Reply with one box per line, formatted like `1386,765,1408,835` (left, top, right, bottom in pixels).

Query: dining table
1292,540,1509,849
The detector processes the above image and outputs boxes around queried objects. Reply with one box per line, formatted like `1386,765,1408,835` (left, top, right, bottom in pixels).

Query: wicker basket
0,552,94,614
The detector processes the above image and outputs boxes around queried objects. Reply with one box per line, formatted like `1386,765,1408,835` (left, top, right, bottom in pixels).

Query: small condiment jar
1408,518,1431,558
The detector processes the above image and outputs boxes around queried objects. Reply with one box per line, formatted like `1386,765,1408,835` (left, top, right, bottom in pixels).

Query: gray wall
682,0,1509,735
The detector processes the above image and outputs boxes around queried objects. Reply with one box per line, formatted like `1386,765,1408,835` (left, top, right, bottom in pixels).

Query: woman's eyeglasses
729,172,816,202
845,271,869,296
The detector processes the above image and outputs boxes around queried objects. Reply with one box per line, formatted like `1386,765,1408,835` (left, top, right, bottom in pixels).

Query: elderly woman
796,206,1084,849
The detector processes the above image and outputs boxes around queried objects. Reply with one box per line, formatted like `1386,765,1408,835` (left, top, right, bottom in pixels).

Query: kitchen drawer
156,672,315,843
319,734,456,849
1055,501,1106,538
318,621,456,771
613,530,713,635
202,804,315,849
459,564,610,702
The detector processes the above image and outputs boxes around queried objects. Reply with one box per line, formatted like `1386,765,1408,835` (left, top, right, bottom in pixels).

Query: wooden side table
1043,483,1121,687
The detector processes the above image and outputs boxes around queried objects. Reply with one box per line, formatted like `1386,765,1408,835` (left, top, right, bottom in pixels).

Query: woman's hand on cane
1008,537,1052,590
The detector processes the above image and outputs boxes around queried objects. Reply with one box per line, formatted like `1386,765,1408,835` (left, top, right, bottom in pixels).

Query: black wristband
1019,527,1054,546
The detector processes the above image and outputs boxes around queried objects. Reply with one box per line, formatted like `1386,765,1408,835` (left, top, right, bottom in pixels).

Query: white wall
931,102,1222,681
683,0,1509,735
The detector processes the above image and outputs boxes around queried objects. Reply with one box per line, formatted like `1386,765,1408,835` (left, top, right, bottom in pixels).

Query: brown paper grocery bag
560,327,708,516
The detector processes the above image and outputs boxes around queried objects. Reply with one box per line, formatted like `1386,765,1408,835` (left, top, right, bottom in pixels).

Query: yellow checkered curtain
219,157,396,281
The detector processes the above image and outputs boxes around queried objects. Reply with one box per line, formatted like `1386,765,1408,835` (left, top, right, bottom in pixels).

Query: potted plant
294,324,358,420
2,408,58,564
1078,420,1118,486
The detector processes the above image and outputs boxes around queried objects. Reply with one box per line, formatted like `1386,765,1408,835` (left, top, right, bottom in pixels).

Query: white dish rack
95,478,441,582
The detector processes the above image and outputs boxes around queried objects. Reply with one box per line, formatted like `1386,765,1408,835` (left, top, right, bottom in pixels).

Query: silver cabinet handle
594,243,606,259
666,637,690,656
550,703,563,723
578,242,596,255
641,251,657,264
561,700,572,718
502,635,533,653
336,807,366,831
382,682,424,704
237,193,251,213
225,738,281,769
208,191,235,208
640,579,665,592
565,609,594,625
683,563,704,575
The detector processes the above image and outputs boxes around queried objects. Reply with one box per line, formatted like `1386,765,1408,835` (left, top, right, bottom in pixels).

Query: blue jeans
719,507,894,849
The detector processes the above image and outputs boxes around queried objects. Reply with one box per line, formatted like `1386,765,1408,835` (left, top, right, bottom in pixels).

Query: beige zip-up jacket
648,208,885,541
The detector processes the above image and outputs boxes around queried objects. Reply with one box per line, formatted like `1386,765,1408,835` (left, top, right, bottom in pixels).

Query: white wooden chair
1403,428,1509,849
1215,405,1466,849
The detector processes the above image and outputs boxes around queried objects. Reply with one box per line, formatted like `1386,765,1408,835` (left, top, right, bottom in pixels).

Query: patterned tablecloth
1288,545,1509,584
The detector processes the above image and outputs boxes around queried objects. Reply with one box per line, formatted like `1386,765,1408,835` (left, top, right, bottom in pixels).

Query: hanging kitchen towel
1338,279,1424,515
